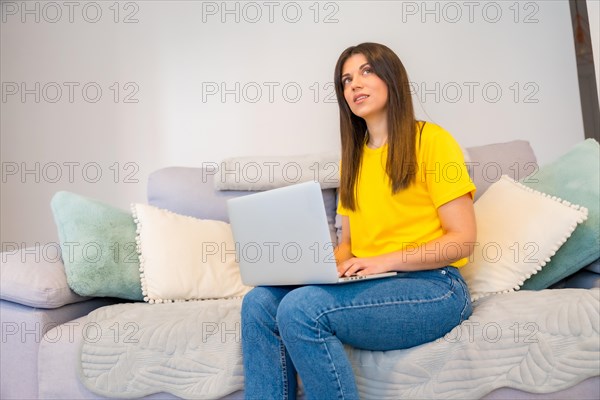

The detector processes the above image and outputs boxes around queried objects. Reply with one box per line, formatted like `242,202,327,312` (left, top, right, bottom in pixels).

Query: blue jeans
241,266,472,400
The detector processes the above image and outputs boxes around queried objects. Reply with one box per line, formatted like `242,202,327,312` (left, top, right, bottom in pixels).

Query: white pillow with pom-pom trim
131,203,252,303
460,175,588,301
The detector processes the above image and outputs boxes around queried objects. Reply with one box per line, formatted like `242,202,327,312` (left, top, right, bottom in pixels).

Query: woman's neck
365,115,388,149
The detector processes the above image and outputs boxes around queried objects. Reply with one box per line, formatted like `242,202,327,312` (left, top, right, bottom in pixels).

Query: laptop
226,181,397,286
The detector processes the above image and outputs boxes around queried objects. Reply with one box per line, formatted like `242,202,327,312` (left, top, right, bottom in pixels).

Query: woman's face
341,53,389,122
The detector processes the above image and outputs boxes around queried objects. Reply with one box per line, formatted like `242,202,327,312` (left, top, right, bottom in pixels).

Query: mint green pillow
520,139,600,290
51,191,143,300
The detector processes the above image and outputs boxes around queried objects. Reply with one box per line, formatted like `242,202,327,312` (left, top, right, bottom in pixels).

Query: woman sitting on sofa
241,42,477,400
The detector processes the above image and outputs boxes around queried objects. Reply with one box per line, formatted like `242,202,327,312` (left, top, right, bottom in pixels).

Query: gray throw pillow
1,245,89,308
465,140,537,200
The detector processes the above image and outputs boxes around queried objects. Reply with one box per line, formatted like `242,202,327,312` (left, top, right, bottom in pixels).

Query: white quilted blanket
80,299,245,399
80,288,600,399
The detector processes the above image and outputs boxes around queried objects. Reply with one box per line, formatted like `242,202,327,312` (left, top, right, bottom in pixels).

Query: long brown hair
334,43,417,211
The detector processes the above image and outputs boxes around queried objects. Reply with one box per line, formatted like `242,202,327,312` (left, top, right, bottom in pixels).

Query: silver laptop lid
227,181,338,285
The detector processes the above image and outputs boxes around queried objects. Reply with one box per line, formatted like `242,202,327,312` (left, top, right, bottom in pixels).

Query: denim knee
276,287,324,343
242,287,277,323
276,287,310,320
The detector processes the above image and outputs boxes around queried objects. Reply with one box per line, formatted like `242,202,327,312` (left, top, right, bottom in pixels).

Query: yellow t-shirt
337,121,476,267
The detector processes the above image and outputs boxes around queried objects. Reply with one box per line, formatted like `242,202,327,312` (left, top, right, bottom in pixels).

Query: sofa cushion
132,203,252,303
520,139,600,290
50,191,143,300
74,288,600,399
0,245,88,308
465,140,537,200
459,176,588,301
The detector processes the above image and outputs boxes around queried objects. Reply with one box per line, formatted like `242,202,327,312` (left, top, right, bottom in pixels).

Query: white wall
1,0,585,247
588,0,600,104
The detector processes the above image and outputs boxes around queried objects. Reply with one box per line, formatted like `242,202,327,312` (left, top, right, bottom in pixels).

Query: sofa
1,139,599,399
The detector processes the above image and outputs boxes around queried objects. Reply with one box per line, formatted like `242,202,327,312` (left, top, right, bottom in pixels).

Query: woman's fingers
338,258,356,276
337,258,366,277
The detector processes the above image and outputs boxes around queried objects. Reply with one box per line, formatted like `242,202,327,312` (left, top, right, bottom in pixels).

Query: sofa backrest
147,166,339,243
147,140,538,243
